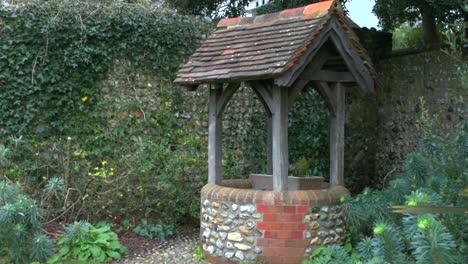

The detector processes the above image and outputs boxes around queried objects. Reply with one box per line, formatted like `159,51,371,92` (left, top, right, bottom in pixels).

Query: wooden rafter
275,17,374,93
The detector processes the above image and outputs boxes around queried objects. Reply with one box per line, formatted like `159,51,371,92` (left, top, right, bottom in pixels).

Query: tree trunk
420,7,440,45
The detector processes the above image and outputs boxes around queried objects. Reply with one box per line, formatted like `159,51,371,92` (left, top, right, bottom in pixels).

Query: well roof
174,0,375,86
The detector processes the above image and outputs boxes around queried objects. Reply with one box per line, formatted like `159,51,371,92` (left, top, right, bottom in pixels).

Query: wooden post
266,117,273,174
271,85,289,192
329,82,345,186
208,85,223,185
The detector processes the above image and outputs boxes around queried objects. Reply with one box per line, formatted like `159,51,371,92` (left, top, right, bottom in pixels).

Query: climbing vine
0,0,209,136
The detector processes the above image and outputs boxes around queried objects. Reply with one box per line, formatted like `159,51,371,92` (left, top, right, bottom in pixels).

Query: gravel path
118,230,205,264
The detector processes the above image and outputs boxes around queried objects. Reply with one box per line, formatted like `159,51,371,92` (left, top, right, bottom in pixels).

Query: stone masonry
200,182,349,264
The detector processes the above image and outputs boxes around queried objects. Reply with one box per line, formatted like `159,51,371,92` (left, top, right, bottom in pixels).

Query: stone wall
373,51,466,179
200,183,348,264
344,50,466,188
102,50,466,190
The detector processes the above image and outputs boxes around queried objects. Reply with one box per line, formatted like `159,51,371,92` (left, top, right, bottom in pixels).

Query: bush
49,221,128,263
0,181,54,263
132,219,178,241
308,120,467,263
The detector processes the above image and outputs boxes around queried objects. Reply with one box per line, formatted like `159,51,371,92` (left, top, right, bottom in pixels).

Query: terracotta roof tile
174,0,375,85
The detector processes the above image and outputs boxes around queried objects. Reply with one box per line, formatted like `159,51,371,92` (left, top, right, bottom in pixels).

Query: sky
345,0,380,29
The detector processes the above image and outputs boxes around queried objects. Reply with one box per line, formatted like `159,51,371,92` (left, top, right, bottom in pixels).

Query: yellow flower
418,218,429,230
81,96,89,103
373,223,385,235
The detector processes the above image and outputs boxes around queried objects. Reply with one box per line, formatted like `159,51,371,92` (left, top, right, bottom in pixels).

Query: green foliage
373,0,464,31
304,245,353,264
0,181,54,264
165,0,250,17
49,221,128,264
294,157,312,176
392,22,425,49
115,218,133,233
132,219,178,241
335,120,467,263
371,222,407,263
403,214,459,264
194,245,206,261
289,87,329,177
0,0,209,224
0,0,209,136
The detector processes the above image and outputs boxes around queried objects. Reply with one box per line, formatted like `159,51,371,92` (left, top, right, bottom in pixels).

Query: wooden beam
329,82,345,187
314,81,337,116
252,82,274,113
274,17,374,93
248,82,273,174
208,84,223,185
328,23,374,92
288,79,308,109
304,70,355,82
274,22,336,87
287,49,333,108
271,85,289,192
216,83,240,116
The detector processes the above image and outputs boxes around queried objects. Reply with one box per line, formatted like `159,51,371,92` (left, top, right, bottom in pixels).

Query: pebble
235,250,245,260
227,232,243,242
118,231,204,264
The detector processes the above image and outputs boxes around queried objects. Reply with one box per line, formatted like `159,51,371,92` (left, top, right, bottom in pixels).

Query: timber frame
175,0,376,192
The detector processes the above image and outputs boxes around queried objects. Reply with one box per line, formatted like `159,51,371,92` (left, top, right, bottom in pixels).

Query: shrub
132,219,178,241
309,120,467,263
49,221,128,263
303,245,353,264
0,181,54,263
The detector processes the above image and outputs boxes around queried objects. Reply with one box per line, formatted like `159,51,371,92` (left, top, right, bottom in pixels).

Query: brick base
200,182,349,264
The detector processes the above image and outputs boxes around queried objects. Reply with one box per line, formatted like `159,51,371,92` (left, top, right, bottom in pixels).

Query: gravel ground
118,229,205,264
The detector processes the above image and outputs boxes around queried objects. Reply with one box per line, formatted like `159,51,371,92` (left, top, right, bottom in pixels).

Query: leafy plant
132,219,178,241
116,218,134,233
194,245,206,261
392,22,425,50
0,181,54,263
304,245,353,264
294,157,312,176
49,221,128,263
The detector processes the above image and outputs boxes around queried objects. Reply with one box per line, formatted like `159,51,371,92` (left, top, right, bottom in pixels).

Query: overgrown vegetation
0,0,210,224
0,1,209,260
306,116,467,263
